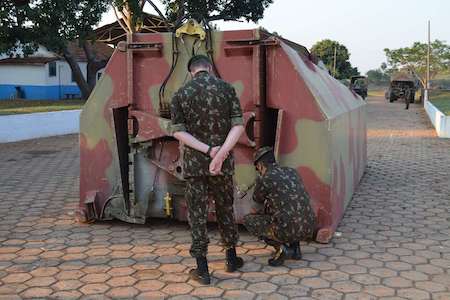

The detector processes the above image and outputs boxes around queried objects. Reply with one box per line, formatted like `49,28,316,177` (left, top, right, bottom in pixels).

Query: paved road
0,96,449,299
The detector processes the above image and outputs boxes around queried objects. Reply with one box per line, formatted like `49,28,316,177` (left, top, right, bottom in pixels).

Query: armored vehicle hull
78,29,367,243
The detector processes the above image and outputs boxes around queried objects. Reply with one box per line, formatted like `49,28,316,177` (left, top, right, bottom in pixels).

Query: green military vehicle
385,72,418,109
349,76,368,99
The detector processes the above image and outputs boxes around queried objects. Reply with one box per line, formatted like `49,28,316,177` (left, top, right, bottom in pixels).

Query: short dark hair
256,151,276,166
187,55,212,72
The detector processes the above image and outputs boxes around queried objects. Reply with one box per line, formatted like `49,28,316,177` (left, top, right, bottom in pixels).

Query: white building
0,43,112,100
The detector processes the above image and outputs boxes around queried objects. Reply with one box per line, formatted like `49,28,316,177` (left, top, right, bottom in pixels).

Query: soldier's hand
209,146,221,158
209,154,225,175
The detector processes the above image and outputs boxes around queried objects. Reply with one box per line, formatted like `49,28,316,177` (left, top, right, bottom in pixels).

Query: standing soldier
244,147,316,266
171,55,245,284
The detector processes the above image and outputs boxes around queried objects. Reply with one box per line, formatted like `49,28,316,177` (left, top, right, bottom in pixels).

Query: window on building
97,72,103,81
71,71,76,82
48,61,56,77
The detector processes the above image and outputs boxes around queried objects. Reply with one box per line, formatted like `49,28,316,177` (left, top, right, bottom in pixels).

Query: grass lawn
0,99,85,115
368,89,386,98
429,90,450,116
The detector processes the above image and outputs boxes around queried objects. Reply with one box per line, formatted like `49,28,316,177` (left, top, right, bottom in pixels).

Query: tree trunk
62,47,91,100
82,41,108,91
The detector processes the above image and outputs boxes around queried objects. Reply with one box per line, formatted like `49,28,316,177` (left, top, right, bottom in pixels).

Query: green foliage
429,90,450,116
1,0,109,99
0,1,37,56
310,39,359,80
112,0,147,32
0,99,85,115
366,68,390,86
384,40,450,86
160,0,273,23
1,0,108,54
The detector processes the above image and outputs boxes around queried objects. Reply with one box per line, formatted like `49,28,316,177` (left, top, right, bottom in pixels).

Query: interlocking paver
161,282,193,295
332,280,362,293
51,279,84,291
25,276,56,287
20,287,53,298
106,286,139,298
247,282,278,294
79,283,110,295
80,273,111,284
0,96,449,298
1,273,32,284
51,290,82,300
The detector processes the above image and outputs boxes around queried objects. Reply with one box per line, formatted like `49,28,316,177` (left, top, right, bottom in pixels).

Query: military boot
189,256,211,285
286,241,302,260
268,245,287,267
225,247,244,272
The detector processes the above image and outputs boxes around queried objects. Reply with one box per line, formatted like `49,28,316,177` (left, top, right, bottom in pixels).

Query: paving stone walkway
0,96,449,299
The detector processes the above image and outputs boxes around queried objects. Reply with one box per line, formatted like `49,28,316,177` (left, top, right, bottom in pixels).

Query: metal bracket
224,38,279,56
225,38,279,47
175,19,206,40
117,41,163,53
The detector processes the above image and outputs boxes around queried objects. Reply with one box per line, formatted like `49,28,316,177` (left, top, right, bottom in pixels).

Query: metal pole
426,20,431,101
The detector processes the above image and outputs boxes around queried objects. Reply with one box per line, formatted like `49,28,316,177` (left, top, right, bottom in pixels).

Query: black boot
286,241,302,260
268,245,287,267
225,247,244,272
189,256,211,285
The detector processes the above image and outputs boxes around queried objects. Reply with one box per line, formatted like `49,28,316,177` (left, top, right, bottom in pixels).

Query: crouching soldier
243,147,316,266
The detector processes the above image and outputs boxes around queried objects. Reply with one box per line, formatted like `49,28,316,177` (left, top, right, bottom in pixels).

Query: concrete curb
424,99,450,138
0,110,81,143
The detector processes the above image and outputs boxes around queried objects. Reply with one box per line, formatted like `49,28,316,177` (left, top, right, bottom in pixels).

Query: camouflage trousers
243,214,302,247
186,175,239,258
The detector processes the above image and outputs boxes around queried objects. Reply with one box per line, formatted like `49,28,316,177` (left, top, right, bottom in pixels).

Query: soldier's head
254,146,276,175
187,55,212,76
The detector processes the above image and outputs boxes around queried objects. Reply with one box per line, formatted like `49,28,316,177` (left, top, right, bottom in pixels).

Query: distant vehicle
385,72,418,109
349,76,368,99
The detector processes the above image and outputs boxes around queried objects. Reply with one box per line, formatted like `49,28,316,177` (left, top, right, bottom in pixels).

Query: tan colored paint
280,119,331,185
79,74,121,189
231,81,244,99
149,85,161,113
234,164,257,192
80,74,114,150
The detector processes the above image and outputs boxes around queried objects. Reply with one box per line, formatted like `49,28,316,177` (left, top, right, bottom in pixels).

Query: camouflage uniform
171,70,243,258
244,164,316,245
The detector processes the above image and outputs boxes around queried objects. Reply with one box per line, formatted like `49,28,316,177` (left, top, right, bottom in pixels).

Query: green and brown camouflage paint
78,28,367,243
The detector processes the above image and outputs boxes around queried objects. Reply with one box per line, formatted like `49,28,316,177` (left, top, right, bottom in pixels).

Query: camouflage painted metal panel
263,41,367,242
78,28,367,243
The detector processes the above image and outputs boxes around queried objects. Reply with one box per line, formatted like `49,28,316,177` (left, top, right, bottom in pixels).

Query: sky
100,0,450,74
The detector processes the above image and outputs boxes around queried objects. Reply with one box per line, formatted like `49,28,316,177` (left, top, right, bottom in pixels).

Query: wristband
206,145,212,156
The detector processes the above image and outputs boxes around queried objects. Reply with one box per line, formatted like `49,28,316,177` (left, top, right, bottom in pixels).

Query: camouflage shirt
253,164,316,239
170,71,243,178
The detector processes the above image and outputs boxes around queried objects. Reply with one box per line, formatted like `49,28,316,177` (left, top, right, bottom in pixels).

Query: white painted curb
0,110,81,143
424,99,450,138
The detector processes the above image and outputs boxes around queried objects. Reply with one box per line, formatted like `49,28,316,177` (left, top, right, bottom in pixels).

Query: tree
110,0,273,32
384,40,450,88
1,0,109,99
160,0,273,23
0,1,37,56
310,39,359,80
366,68,390,86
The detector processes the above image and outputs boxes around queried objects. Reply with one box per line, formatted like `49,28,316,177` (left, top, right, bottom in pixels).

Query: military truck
349,76,368,99
385,72,417,105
